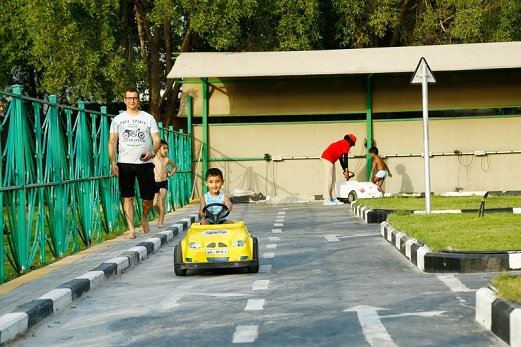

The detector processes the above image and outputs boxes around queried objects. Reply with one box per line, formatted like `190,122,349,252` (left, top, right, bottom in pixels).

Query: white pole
422,62,432,213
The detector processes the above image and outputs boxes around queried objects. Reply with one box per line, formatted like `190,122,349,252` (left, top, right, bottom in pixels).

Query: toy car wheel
347,191,357,203
247,237,259,273
174,244,187,276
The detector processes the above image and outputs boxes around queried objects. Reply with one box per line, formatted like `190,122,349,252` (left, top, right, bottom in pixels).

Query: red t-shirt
321,139,351,163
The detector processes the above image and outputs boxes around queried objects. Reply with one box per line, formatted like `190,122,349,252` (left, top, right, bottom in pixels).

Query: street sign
410,57,436,84
411,57,436,213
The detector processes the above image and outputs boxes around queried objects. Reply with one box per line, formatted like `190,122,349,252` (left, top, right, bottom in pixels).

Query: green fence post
10,85,29,271
46,95,68,257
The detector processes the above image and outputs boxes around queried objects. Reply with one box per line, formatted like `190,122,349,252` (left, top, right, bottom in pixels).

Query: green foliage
333,0,401,48
1,0,521,112
356,195,521,211
491,274,521,304
275,0,323,50
387,212,521,252
180,0,257,51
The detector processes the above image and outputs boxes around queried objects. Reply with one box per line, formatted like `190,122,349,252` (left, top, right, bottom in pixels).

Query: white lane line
266,244,277,249
252,280,270,290
157,285,192,310
436,274,475,292
263,252,275,259
278,211,286,215
275,219,284,223
268,236,281,241
245,299,265,311
233,325,259,343
259,265,272,273
324,234,378,242
344,305,398,347
272,229,282,234
274,223,284,227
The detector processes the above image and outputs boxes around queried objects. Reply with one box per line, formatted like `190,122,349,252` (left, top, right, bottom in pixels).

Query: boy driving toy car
199,168,233,224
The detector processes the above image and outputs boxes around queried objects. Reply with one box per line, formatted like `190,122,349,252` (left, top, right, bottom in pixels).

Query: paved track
2,202,508,346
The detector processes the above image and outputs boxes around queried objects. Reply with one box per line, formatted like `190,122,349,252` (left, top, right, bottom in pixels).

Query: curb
351,203,521,224
379,221,521,273
0,213,199,346
476,287,521,346
354,203,521,345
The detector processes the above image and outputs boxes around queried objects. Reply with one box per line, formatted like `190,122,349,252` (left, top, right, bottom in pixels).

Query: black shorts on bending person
117,163,156,200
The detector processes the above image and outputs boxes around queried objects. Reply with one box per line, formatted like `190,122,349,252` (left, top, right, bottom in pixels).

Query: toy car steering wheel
346,171,355,181
202,203,230,224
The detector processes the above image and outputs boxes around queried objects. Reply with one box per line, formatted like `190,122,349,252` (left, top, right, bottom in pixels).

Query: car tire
247,237,260,273
174,244,187,276
347,191,357,203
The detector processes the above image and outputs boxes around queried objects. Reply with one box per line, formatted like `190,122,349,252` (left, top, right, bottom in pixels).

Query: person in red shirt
321,134,357,205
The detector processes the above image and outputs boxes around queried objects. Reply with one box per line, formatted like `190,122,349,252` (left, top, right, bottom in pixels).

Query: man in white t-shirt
108,88,161,239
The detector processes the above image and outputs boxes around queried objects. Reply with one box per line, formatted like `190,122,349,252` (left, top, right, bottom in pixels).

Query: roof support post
187,95,192,135
365,73,374,180
201,77,209,194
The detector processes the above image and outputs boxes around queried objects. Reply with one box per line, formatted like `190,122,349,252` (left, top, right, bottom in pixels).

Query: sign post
411,57,436,213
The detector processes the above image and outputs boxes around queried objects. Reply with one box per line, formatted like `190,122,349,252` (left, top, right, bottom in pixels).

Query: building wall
192,116,521,198
179,70,521,117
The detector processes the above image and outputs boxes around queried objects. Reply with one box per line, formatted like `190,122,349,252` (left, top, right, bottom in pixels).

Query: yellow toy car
173,203,259,276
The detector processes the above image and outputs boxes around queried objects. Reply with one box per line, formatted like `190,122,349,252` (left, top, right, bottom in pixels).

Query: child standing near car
153,140,178,227
199,168,233,225
369,146,392,190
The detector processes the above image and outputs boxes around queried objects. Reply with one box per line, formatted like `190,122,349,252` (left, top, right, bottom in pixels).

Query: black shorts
117,163,156,200
154,180,169,193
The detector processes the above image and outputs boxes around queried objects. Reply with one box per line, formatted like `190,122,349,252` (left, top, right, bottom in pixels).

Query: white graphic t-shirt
109,111,159,164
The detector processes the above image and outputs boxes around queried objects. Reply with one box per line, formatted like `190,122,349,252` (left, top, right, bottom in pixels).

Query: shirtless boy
369,146,392,189
153,140,178,227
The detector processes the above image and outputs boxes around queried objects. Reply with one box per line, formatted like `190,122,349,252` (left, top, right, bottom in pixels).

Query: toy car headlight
189,242,202,249
232,240,245,247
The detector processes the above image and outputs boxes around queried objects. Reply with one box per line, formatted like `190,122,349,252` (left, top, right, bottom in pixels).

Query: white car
335,179,383,203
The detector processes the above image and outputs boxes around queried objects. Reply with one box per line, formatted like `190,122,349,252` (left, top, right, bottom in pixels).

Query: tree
1,0,520,127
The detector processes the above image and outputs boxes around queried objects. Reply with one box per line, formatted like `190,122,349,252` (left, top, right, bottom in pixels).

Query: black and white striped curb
379,221,521,273
352,202,521,224
0,213,199,346
351,203,392,223
476,287,521,347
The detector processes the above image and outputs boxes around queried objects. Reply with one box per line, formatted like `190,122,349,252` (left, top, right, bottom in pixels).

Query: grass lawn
355,195,521,304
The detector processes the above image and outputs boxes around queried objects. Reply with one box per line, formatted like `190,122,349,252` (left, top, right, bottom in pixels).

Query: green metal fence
0,86,192,283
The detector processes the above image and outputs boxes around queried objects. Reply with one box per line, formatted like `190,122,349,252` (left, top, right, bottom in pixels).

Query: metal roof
167,41,521,79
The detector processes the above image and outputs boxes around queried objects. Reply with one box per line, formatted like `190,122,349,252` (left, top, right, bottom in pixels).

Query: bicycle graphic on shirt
122,129,145,139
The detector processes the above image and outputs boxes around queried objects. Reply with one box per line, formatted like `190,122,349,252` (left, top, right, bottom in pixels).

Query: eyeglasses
125,97,139,101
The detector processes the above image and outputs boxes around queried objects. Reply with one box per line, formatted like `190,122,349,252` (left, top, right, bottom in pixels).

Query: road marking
278,211,286,215
266,244,277,249
436,274,475,292
196,293,248,297
382,311,445,318
345,305,446,347
268,236,281,241
272,229,282,234
263,252,275,259
157,285,192,310
259,265,272,273
344,305,398,347
324,234,378,242
275,219,284,223
245,299,265,311
252,280,270,290
274,223,284,227
233,325,259,343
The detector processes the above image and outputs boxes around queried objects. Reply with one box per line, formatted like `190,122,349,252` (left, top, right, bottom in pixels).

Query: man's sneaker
332,199,344,205
323,199,336,206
